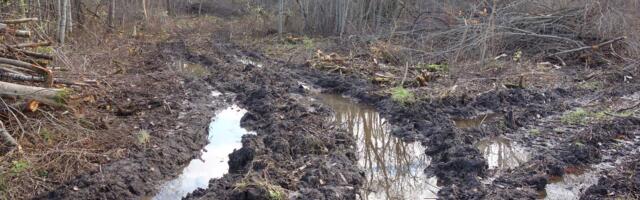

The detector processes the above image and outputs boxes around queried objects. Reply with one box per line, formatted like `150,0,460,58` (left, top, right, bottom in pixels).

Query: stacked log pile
0,18,69,153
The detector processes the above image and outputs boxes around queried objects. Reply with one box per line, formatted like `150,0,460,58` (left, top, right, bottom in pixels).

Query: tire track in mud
291,64,640,199
181,42,363,199
35,41,229,200
31,36,639,199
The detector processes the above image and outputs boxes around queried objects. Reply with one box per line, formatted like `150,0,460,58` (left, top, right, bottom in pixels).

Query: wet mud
36,33,640,199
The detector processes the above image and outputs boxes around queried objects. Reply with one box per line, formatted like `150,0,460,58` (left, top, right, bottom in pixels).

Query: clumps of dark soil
179,41,362,199
291,64,594,198
581,158,640,199
35,40,228,199
484,117,640,199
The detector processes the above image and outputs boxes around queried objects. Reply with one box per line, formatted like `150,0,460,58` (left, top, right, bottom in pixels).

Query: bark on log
8,41,52,48
0,71,87,86
2,46,54,60
19,50,54,60
0,57,53,86
0,81,68,106
0,18,38,24
0,23,31,37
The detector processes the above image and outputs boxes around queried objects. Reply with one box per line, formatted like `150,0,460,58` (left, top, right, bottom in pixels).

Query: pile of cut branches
0,18,70,154
402,0,635,66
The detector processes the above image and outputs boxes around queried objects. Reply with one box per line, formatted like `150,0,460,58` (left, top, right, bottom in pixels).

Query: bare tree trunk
166,0,172,16
58,0,68,44
66,0,72,34
142,0,148,22
108,0,115,31
278,0,285,36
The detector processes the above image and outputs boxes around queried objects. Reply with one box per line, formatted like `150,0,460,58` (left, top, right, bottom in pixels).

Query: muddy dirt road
36,31,639,200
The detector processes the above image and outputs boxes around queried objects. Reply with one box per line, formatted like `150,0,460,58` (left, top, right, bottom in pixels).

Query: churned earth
35,19,639,200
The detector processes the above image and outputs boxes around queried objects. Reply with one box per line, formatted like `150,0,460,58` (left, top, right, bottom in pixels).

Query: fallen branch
0,18,38,24
0,81,69,106
549,36,627,57
8,41,51,49
0,57,53,86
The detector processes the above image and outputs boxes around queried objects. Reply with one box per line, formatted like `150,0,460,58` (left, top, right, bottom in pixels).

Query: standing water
475,137,530,170
154,105,251,200
318,94,439,200
542,167,601,200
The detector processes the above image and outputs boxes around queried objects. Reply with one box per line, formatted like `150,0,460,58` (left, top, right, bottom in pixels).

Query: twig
400,62,409,86
549,36,627,57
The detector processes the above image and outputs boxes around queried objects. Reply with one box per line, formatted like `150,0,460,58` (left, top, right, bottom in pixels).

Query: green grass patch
391,87,415,105
11,160,30,174
528,128,541,136
561,108,589,125
578,81,604,90
54,88,72,105
302,37,315,50
40,128,53,144
418,63,449,72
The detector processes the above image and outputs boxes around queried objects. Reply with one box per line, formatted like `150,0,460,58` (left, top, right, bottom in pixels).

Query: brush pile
404,1,636,66
0,18,70,153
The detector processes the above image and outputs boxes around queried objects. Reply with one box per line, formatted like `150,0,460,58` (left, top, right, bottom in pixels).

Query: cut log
0,81,68,106
16,50,54,60
0,23,31,37
8,41,52,49
0,57,53,86
0,18,39,24
24,100,40,112
0,64,37,74
2,46,54,60
0,71,87,86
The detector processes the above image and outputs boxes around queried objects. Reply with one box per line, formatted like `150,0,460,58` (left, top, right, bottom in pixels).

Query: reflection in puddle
543,170,599,200
318,94,439,200
476,137,529,170
154,105,250,200
454,112,502,129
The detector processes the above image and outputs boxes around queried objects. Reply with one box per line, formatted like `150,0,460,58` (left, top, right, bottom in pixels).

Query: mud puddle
236,56,263,68
453,112,502,129
318,94,439,200
540,168,600,200
154,105,251,200
475,137,530,170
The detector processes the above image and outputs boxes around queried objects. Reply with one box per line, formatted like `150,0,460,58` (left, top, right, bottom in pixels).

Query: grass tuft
391,86,415,105
136,130,151,145
561,108,589,125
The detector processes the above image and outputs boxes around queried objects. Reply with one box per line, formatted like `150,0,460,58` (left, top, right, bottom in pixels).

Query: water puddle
236,57,263,68
454,112,502,129
318,94,439,200
541,168,599,200
154,105,251,200
475,137,530,170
